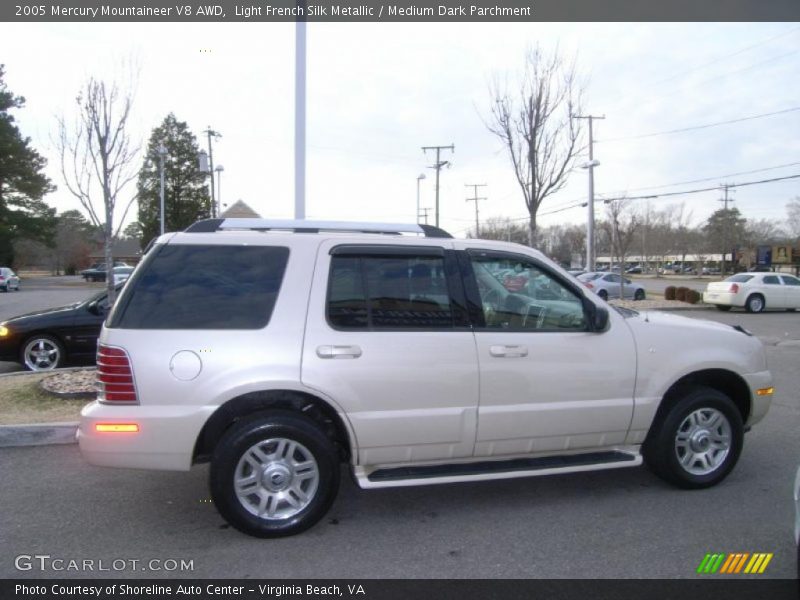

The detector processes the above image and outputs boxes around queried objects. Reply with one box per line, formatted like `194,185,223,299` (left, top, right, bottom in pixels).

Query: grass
0,374,88,425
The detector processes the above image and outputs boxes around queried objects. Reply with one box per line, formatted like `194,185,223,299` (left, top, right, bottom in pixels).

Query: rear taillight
96,344,137,403
584,282,594,289
730,283,739,293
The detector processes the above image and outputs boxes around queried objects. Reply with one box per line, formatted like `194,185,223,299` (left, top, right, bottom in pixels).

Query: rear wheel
715,305,732,312
643,386,743,489
634,289,646,301
210,411,340,538
598,289,608,301
745,294,765,313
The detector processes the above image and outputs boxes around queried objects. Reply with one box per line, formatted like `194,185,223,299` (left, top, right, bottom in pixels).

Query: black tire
634,289,646,301
598,289,608,301
745,294,765,313
715,305,732,312
210,411,340,538
643,385,743,489
21,334,65,371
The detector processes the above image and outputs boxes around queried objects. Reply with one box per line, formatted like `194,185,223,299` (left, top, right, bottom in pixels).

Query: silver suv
78,219,773,537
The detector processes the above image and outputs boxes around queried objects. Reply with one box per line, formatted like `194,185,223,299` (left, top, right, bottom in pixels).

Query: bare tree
57,76,140,303
606,197,639,299
486,45,583,247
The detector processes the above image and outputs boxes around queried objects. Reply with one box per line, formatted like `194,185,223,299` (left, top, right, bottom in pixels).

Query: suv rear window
109,244,289,329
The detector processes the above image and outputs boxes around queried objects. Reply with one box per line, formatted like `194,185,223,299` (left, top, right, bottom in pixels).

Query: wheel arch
193,389,354,465
646,368,751,442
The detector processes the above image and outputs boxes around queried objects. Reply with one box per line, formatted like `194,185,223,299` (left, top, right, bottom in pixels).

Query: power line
600,161,800,194
648,25,800,87
600,106,800,143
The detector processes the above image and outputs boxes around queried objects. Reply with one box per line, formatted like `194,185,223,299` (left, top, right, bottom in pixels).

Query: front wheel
210,411,340,538
21,335,65,371
643,386,743,489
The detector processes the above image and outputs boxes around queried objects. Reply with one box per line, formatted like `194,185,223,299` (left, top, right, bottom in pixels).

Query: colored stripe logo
696,553,773,574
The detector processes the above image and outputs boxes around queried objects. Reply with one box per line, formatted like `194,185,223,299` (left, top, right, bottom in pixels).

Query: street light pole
157,142,167,236
416,173,426,224
572,114,605,271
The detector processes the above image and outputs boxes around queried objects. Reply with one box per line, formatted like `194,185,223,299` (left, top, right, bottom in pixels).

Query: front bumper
78,401,215,471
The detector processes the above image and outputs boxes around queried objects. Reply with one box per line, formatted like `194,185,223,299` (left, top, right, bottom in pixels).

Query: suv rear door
302,240,479,466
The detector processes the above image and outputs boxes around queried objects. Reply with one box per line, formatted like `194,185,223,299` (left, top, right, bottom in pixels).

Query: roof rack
184,218,453,239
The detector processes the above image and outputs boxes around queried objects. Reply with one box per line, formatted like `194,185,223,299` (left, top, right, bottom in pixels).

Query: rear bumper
702,291,743,307
77,401,215,471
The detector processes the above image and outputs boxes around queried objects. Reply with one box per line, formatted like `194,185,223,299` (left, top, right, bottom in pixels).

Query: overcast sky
1,22,799,237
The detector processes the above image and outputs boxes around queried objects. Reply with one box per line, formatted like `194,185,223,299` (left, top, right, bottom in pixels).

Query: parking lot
0,276,798,578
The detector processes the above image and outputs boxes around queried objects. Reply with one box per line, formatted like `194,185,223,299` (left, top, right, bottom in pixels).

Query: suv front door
302,241,480,466
459,247,637,458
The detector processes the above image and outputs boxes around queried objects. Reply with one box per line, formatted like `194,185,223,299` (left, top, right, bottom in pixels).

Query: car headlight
0,324,9,337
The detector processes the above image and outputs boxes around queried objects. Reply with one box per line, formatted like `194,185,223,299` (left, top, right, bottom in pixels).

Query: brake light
730,283,739,293
96,344,137,403
584,282,594,289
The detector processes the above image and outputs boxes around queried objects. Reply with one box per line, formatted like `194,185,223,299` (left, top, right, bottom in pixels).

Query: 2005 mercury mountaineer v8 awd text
78,219,773,537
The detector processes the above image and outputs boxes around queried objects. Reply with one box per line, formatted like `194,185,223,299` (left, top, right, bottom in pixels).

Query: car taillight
584,282,594,289
730,283,739,293
96,344,137,403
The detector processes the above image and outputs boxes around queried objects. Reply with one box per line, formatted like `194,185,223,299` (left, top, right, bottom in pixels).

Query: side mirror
87,300,107,316
584,299,609,332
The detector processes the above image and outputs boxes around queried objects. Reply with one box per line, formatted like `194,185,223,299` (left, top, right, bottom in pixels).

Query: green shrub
664,286,677,300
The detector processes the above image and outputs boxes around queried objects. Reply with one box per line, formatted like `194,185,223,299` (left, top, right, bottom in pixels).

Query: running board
354,450,642,489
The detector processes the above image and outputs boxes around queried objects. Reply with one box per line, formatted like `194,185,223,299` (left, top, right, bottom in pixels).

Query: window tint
728,274,753,283
327,255,454,330
781,275,800,286
763,275,780,285
469,255,587,331
110,245,289,329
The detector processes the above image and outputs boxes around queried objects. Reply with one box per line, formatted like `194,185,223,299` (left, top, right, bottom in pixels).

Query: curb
0,422,78,448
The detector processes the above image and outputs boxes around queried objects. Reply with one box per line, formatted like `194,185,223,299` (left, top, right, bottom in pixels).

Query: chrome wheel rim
234,438,319,520
749,296,764,312
23,338,61,371
674,408,732,475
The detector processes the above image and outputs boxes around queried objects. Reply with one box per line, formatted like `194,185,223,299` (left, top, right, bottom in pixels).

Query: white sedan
703,272,800,312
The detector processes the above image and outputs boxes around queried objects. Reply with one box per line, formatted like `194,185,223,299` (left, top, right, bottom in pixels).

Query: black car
81,261,129,282
0,286,120,371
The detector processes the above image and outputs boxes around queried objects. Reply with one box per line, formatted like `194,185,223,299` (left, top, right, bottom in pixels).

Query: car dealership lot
0,306,798,578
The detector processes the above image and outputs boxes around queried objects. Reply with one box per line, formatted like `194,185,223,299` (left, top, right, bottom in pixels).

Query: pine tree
137,114,210,247
0,64,56,265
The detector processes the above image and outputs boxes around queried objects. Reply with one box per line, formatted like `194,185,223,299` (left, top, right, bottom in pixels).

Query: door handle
316,345,363,359
489,345,528,358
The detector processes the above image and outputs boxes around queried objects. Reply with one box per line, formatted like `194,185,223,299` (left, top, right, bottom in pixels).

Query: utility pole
465,183,487,238
719,183,735,276
419,208,431,225
421,144,454,228
572,114,605,270
204,127,222,218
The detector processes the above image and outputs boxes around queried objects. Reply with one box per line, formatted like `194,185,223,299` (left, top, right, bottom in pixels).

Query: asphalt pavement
0,308,798,579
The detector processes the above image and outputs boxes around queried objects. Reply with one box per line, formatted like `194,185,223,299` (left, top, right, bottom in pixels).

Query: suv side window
467,253,587,331
327,254,455,330
109,244,289,329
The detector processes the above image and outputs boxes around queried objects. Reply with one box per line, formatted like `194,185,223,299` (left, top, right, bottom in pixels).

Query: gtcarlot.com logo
696,552,773,575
